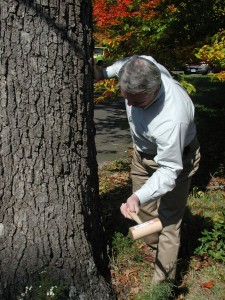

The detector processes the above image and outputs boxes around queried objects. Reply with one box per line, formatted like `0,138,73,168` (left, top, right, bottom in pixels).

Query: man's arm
94,57,129,82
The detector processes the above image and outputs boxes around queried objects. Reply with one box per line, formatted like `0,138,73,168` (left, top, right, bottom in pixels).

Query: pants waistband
137,135,199,158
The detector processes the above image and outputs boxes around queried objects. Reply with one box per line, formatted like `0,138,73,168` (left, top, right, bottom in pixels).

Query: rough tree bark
0,0,115,299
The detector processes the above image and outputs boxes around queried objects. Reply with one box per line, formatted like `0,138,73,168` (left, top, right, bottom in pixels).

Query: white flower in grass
46,285,57,297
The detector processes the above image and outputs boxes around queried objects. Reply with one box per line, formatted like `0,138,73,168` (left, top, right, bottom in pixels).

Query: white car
184,62,213,75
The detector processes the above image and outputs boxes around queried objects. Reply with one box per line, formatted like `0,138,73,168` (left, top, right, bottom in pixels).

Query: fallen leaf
194,258,209,270
117,274,129,284
124,269,138,277
201,280,215,289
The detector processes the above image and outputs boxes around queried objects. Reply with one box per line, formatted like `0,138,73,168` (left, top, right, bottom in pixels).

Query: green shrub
195,214,225,262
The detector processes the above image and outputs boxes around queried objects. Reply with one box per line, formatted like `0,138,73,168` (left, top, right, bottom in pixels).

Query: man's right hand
93,60,104,83
120,193,140,219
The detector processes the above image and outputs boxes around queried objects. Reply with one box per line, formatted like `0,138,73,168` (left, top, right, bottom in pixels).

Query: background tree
93,0,225,68
0,0,114,299
195,29,225,80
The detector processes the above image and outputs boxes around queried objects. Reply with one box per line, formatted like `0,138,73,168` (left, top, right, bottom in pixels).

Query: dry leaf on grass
200,280,215,289
124,269,138,277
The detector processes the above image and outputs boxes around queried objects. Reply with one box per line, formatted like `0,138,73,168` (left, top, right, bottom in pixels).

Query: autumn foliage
92,0,163,54
93,0,225,69
195,29,225,80
93,0,160,29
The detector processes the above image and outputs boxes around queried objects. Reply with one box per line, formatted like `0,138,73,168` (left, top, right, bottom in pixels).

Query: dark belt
137,150,156,160
138,144,191,159
183,145,190,155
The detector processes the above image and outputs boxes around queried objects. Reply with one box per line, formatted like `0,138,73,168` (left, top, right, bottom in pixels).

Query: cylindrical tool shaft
129,217,162,240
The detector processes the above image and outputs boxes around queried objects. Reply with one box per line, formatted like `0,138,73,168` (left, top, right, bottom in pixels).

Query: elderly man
94,55,200,283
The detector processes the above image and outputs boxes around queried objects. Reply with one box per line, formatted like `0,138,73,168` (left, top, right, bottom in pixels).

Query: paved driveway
94,99,132,167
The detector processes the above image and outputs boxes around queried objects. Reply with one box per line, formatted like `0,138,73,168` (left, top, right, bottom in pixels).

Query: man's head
118,57,161,107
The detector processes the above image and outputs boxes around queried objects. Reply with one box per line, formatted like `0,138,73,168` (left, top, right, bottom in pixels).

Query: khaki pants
131,136,200,283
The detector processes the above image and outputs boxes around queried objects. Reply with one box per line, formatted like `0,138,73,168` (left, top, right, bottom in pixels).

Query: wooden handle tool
128,210,163,240
127,210,142,224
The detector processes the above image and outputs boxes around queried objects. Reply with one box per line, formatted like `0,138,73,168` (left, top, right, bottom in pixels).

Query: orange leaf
201,280,215,289
124,269,138,277
117,274,128,284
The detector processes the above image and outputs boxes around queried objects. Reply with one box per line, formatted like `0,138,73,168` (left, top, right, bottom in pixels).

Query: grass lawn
99,75,225,300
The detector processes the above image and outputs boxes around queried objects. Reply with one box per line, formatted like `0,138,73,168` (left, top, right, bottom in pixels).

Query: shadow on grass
100,178,133,248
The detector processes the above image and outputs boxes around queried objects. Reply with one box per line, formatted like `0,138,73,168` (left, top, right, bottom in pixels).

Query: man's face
121,88,159,107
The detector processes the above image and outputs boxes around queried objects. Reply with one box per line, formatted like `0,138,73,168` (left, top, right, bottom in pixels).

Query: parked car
94,46,110,67
184,61,213,75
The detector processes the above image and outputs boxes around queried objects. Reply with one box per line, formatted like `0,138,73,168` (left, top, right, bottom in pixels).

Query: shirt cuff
103,65,117,78
134,186,155,204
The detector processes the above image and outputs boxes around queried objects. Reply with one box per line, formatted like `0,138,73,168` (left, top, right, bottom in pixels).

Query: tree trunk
0,0,115,299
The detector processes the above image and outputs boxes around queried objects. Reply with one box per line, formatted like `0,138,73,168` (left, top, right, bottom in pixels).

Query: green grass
183,260,225,300
134,282,175,300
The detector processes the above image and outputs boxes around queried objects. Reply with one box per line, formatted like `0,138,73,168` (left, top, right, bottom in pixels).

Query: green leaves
194,29,225,81
195,216,225,262
180,79,196,94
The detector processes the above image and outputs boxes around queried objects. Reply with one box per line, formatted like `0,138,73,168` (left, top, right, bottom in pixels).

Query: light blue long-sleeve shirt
103,55,196,204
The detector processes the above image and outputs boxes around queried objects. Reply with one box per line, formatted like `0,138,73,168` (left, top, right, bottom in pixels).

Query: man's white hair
118,57,161,95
